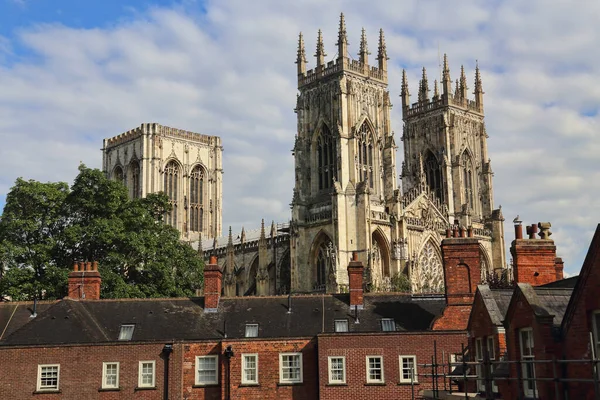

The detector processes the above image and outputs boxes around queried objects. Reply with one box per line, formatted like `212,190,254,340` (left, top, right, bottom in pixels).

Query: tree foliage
0,165,203,300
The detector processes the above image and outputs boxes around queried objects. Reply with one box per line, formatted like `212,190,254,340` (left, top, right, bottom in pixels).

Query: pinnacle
359,27,369,55
227,226,233,246
337,12,348,46
434,80,439,98
296,32,307,64
377,28,387,60
315,29,326,59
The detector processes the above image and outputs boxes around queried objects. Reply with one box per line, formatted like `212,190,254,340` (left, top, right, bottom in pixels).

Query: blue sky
1,0,600,277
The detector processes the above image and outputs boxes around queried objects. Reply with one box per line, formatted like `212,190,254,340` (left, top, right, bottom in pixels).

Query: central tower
290,15,401,293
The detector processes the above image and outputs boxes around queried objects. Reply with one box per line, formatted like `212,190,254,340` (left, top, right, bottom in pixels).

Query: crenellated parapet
401,55,484,119
105,123,219,148
296,13,388,88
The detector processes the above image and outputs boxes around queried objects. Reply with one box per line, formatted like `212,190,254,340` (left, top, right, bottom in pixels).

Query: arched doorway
310,231,336,293
370,229,391,290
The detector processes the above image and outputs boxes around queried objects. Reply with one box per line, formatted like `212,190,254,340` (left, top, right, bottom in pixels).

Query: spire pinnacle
455,79,460,98
315,29,326,67
227,226,233,247
418,67,429,103
459,65,468,99
474,60,483,93
401,69,410,108
377,28,388,72
240,226,246,243
442,53,450,82
434,79,439,99
337,13,348,58
296,32,307,76
359,27,369,65
259,218,266,241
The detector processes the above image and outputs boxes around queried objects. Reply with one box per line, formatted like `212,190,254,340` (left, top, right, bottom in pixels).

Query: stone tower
399,56,506,281
291,15,402,293
102,123,223,241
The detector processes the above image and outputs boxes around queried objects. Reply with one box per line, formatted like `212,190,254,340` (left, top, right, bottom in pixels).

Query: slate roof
538,276,578,289
0,293,447,347
475,285,513,326
531,287,573,327
0,301,56,341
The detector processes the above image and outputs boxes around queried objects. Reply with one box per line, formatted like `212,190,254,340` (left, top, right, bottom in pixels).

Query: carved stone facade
102,123,223,241
200,15,506,296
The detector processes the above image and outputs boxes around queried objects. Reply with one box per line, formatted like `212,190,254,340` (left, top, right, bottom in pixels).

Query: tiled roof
0,293,447,346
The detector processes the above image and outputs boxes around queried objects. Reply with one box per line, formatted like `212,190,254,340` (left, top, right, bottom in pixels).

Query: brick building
0,246,477,399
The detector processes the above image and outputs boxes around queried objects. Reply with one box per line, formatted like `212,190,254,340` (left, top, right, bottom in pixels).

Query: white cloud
0,1,599,276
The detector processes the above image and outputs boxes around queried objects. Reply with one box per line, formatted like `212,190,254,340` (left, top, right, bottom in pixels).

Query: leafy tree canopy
0,165,203,300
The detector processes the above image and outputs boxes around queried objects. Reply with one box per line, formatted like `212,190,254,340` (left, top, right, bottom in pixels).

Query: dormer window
245,324,259,338
118,324,135,341
334,319,349,332
381,318,395,332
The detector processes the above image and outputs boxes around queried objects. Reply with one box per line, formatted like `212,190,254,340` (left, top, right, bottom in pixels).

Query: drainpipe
162,344,173,400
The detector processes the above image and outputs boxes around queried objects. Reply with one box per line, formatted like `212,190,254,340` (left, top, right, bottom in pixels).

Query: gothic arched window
424,151,443,201
316,243,329,290
412,240,444,293
462,152,474,206
189,165,205,232
317,125,337,191
129,160,141,199
163,160,179,227
113,166,124,184
357,122,374,188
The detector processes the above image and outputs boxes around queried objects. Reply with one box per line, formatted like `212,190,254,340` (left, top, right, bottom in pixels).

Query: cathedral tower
400,57,505,282
291,15,401,293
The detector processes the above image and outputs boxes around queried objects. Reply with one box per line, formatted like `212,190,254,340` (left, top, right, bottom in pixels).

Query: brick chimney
204,255,222,312
441,236,481,305
511,222,560,286
432,235,480,330
67,261,101,300
347,252,364,309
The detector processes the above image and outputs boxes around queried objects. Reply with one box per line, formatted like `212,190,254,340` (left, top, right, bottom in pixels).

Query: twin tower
289,14,505,294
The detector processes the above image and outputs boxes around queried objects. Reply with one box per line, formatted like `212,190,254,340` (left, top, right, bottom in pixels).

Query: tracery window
113,166,124,184
163,160,179,227
424,151,443,201
317,125,337,191
462,152,474,206
412,241,444,293
357,122,374,188
189,165,205,232
129,160,141,199
315,240,335,291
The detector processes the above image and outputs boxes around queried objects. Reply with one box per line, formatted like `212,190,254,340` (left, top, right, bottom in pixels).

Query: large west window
424,151,444,202
196,355,218,385
37,364,60,391
519,328,536,397
242,354,258,385
328,356,346,384
461,152,474,206
102,362,120,389
163,160,179,227
366,356,384,383
189,165,205,232
316,125,337,191
138,361,156,388
399,356,418,383
279,353,303,383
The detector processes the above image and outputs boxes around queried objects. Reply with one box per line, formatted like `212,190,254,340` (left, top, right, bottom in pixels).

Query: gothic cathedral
290,14,505,294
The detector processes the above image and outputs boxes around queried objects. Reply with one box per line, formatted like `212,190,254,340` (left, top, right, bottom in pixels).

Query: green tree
0,166,203,300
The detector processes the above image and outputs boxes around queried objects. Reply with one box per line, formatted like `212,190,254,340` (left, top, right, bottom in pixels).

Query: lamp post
224,345,235,400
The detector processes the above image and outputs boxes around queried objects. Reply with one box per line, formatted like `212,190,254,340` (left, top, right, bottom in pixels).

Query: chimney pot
73,263,79,272
515,223,523,239
446,229,452,238
79,261,85,271
467,227,474,238
352,251,358,261
209,255,217,265
86,261,92,271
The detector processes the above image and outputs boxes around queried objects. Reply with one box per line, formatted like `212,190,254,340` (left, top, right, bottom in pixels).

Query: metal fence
406,341,600,400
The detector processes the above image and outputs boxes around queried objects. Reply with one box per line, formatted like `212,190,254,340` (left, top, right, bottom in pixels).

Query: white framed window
334,319,348,332
37,364,60,391
279,353,303,383
381,318,395,332
366,356,384,383
519,328,537,398
138,361,155,388
196,355,218,385
475,337,484,391
487,336,498,392
328,356,346,384
241,354,258,385
399,356,417,383
118,324,135,341
245,324,259,338
102,362,120,389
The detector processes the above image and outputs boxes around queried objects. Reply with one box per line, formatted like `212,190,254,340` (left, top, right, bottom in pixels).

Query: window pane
198,357,217,384
118,325,134,341
368,357,382,381
245,324,258,338
243,355,257,383
381,319,395,332
40,366,59,389
334,320,348,332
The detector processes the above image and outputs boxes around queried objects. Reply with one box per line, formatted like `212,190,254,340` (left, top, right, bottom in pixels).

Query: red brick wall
317,332,467,400
67,262,101,300
504,289,563,400
562,240,600,400
0,343,178,399
182,339,317,400
204,256,222,309
511,239,558,286
441,238,480,305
